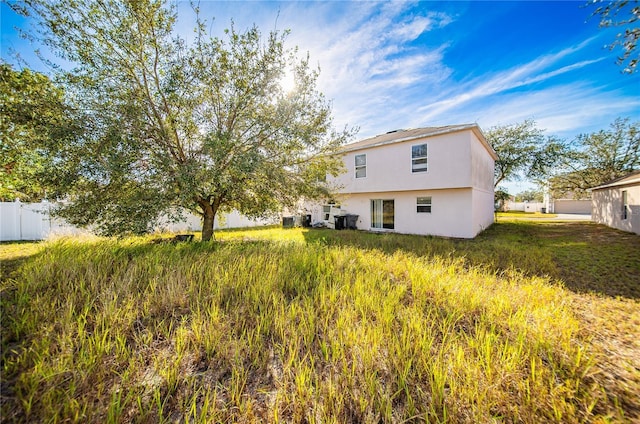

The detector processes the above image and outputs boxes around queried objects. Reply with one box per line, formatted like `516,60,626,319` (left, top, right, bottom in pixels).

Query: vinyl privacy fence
0,201,69,241
0,201,277,241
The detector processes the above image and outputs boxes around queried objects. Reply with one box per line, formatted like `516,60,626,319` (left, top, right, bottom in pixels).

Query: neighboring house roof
341,123,499,160
590,170,640,191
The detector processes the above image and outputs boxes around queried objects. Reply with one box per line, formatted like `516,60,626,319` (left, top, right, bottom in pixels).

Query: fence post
17,199,23,241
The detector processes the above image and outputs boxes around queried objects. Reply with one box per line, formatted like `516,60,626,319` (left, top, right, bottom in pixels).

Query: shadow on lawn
0,241,46,282
300,222,640,300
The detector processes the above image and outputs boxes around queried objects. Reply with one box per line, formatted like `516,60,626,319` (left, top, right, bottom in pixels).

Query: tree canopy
588,0,639,74
485,120,563,189
0,64,78,202
12,0,353,240
514,188,544,203
548,118,639,198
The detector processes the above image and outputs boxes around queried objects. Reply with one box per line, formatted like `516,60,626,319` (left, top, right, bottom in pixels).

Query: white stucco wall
470,132,495,192
308,189,479,238
311,127,496,239
332,131,473,193
472,188,496,236
592,184,640,235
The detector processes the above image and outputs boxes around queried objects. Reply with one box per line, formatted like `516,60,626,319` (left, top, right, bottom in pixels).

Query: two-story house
308,124,497,238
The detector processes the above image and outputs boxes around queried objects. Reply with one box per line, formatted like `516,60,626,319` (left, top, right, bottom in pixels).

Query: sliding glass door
371,199,394,229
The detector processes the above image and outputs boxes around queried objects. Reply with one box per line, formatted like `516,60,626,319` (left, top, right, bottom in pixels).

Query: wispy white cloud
176,2,638,140
416,40,600,123
390,13,452,42
274,3,455,137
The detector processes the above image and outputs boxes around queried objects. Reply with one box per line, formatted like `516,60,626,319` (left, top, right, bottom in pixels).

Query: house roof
590,170,640,191
341,123,498,160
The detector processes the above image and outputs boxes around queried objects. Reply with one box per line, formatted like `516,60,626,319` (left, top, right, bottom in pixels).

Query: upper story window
355,154,366,178
412,144,428,173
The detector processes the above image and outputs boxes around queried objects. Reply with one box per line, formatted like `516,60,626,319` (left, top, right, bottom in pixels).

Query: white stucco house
306,124,497,239
590,171,640,235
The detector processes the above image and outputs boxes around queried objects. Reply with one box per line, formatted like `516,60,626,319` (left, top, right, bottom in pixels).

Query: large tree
13,0,352,240
588,0,639,74
485,120,564,188
0,64,78,202
549,118,639,198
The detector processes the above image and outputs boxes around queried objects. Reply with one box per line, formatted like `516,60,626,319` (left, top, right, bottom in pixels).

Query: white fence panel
21,202,50,240
504,201,545,213
1,201,279,241
1,201,54,241
1,202,21,241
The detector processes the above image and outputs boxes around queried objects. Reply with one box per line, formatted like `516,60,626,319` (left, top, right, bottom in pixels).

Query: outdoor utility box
334,214,358,230
345,214,359,230
282,216,294,228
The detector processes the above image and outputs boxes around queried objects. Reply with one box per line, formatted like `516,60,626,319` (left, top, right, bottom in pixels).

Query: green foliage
549,118,639,198
515,188,544,202
494,188,511,211
0,64,78,201
14,0,353,239
2,225,638,422
486,120,565,188
588,0,639,74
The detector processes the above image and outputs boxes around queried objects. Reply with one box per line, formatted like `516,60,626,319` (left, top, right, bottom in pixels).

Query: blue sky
2,1,639,193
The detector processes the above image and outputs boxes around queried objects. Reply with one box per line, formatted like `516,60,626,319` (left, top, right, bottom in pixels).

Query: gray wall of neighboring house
553,200,592,215
504,200,592,214
592,185,640,235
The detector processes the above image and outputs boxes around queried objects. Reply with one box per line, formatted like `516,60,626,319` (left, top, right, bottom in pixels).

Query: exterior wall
470,132,495,192
332,131,473,194
553,199,592,214
469,133,496,235
592,184,640,235
317,188,477,238
472,188,495,235
317,128,495,239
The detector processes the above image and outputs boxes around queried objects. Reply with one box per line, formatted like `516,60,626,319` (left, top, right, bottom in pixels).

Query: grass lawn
1,222,638,423
496,211,559,220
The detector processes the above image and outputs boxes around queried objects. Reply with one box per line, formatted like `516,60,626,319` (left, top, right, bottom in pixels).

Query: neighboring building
306,124,497,239
590,171,640,235
553,199,592,215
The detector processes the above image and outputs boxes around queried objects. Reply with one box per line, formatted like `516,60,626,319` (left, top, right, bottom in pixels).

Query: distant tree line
486,118,639,200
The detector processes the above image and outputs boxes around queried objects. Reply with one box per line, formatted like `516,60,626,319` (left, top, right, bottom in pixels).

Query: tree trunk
200,201,217,242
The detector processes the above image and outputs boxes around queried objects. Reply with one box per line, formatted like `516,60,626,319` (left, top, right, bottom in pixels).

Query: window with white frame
322,205,331,221
622,190,628,220
412,144,428,172
355,154,366,178
371,199,394,229
417,196,432,213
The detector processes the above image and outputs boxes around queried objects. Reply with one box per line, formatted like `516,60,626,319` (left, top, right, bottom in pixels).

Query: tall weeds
0,229,629,422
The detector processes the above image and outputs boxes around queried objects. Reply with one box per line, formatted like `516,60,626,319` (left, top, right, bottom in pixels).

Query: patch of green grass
0,241,45,281
496,211,559,220
1,224,638,422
